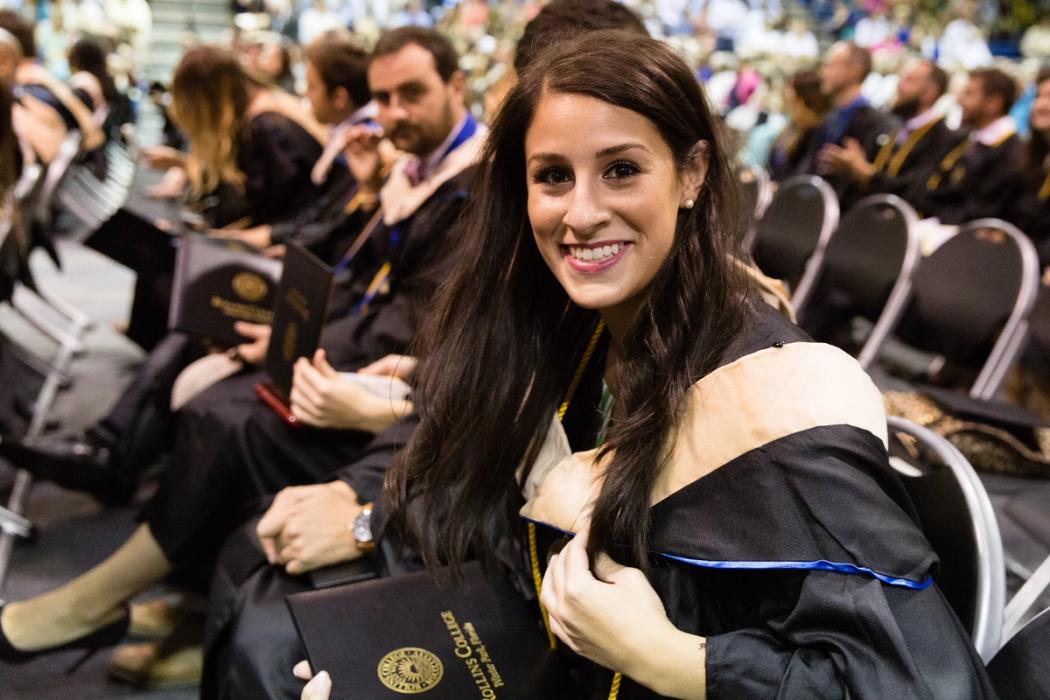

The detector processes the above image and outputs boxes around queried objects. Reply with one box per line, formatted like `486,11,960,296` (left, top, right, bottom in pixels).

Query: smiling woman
379,30,995,700
525,94,708,336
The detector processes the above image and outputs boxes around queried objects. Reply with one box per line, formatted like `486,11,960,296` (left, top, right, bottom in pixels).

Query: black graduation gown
860,118,963,209
799,103,895,207
913,132,1025,224
267,164,364,266
200,111,325,228
767,125,821,182
1006,171,1050,267
522,304,995,699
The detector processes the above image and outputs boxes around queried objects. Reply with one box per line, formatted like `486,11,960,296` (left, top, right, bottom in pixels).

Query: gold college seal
377,647,444,694
232,272,268,303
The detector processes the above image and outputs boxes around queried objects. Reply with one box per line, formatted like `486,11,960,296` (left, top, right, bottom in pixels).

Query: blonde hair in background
170,46,256,196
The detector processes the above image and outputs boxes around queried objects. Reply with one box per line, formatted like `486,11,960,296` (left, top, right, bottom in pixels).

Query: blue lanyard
433,113,477,168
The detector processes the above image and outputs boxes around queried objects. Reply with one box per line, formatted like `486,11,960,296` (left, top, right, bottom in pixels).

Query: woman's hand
142,145,187,171
295,660,332,700
357,354,418,381
233,322,271,366
290,350,412,432
541,529,707,699
210,224,273,249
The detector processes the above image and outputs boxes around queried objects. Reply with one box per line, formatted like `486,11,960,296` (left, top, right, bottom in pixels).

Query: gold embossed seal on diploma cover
377,647,444,694
232,272,268,302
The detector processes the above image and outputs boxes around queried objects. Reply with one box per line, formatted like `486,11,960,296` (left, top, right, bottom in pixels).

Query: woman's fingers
301,671,332,700
293,660,313,680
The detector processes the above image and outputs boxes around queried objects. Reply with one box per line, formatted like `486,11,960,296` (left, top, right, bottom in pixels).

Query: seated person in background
0,28,484,688
915,67,1025,224
159,45,327,230
129,44,329,349
1002,68,1050,426
805,40,893,205
817,57,961,207
220,32,380,264
67,37,136,143
0,9,104,160
0,35,377,499
302,30,995,700
1008,66,1050,266
766,69,830,182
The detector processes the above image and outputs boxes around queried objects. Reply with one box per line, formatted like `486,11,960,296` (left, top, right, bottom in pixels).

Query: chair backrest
750,175,839,309
986,607,1050,698
798,195,921,369
886,416,1005,662
896,219,1039,399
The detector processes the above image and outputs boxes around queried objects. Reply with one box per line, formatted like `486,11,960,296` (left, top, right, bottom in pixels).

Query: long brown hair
387,31,751,573
171,46,258,195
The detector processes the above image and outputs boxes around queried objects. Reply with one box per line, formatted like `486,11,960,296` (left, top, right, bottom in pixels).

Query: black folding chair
796,194,921,369
986,607,1050,698
886,416,1006,662
750,175,839,310
893,219,1040,400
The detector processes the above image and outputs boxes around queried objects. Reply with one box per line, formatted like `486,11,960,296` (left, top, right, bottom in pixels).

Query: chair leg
0,331,81,596
1002,555,1050,646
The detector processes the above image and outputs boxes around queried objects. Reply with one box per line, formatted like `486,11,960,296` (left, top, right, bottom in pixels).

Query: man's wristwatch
351,503,375,553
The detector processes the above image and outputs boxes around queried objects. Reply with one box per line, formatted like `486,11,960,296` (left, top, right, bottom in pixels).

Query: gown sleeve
703,569,992,699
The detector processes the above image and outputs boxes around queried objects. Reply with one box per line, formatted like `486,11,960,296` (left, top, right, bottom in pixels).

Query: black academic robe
522,303,995,699
266,164,363,266
768,125,821,182
200,111,325,229
800,103,895,207
860,117,963,209
914,132,1025,224
1006,170,1050,267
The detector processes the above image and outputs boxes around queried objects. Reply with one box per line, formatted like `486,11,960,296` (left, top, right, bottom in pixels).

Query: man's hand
816,137,875,182
357,354,418,382
256,480,365,575
341,123,385,194
290,349,411,432
233,322,271,365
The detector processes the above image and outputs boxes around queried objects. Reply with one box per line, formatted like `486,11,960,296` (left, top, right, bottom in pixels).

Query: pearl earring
682,199,695,209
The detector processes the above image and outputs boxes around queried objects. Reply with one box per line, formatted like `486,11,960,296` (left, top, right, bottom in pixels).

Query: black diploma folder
168,236,283,347
286,562,571,699
262,241,334,398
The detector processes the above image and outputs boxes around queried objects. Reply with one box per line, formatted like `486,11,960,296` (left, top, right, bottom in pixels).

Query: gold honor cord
871,128,897,173
886,118,941,178
526,320,624,699
1039,171,1050,202
927,127,1015,190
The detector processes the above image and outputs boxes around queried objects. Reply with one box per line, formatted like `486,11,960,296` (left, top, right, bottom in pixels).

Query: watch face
353,509,374,544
